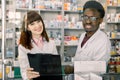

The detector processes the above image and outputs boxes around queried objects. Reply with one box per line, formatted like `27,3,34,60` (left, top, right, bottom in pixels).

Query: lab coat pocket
74,50,92,61
79,54,92,61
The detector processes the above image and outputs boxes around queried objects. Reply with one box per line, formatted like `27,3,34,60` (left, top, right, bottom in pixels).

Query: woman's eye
30,23,34,25
37,20,40,23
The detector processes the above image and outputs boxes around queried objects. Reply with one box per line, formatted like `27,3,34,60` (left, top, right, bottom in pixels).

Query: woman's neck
32,34,41,39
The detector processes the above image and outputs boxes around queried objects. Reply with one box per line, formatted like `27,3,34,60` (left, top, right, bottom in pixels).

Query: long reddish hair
19,11,49,50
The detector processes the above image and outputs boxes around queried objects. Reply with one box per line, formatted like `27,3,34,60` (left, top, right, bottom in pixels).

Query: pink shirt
32,37,43,49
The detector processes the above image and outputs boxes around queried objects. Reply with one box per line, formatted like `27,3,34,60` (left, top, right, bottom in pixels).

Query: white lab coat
73,29,111,79
18,39,58,80
73,29,111,62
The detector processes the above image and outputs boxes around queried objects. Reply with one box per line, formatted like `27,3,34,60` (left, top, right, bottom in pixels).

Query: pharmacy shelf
0,18,16,21
16,8,40,12
102,73,120,80
64,45,77,47
110,38,120,40
45,27,61,30
16,8,62,12
0,0,16,61
64,28,84,30
107,6,120,8
40,9,62,12
0,78,23,80
103,73,120,75
64,10,82,14
107,22,120,24
111,54,120,57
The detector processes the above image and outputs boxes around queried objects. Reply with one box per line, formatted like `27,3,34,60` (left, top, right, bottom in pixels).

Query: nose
85,19,91,24
34,23,39,27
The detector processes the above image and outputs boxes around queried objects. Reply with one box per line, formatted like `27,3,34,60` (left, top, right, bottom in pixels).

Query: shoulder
43,39,57,48
45,39,56,45
95,30,110,42
18,44,25,50
80,32,86,37
98,30,108,38
79,32,86,40
94,31,111,48
18,44,27,52
49,39,56,44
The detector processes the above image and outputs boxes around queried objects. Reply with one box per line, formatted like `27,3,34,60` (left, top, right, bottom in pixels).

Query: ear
99,18,103,24
27,27,30,31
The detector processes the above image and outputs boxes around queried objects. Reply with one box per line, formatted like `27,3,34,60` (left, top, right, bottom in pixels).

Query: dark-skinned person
64,1,111,78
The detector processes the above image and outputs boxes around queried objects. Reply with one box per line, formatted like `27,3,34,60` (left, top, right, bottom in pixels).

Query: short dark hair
83,1,105,18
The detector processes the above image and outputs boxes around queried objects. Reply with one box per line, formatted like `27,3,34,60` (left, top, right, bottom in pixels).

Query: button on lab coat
73,29,111,62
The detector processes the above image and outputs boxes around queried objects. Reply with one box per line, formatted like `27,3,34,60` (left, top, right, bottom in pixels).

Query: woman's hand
27,68,40,79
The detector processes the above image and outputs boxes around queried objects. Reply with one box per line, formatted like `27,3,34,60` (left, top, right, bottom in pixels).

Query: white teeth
86,25,91,28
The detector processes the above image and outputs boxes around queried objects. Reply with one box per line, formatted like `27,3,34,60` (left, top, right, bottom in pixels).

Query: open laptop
27,53,62,80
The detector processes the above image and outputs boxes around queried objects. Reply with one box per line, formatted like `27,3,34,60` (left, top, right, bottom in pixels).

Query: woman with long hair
18,11,58,80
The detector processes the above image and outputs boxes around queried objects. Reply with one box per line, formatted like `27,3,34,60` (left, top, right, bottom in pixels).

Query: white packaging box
74,61,106,74
74,61,106,80
74,73,102,80
74,74,86,80
89,73,102,80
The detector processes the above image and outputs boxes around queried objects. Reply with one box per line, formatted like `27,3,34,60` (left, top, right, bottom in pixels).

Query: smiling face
28,20,43,38
25,11,47,39
82,8,103,34
20,11,49,49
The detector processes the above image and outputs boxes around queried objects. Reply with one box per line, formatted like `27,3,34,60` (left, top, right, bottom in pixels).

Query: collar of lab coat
80,29,101,49
31,37,46,43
